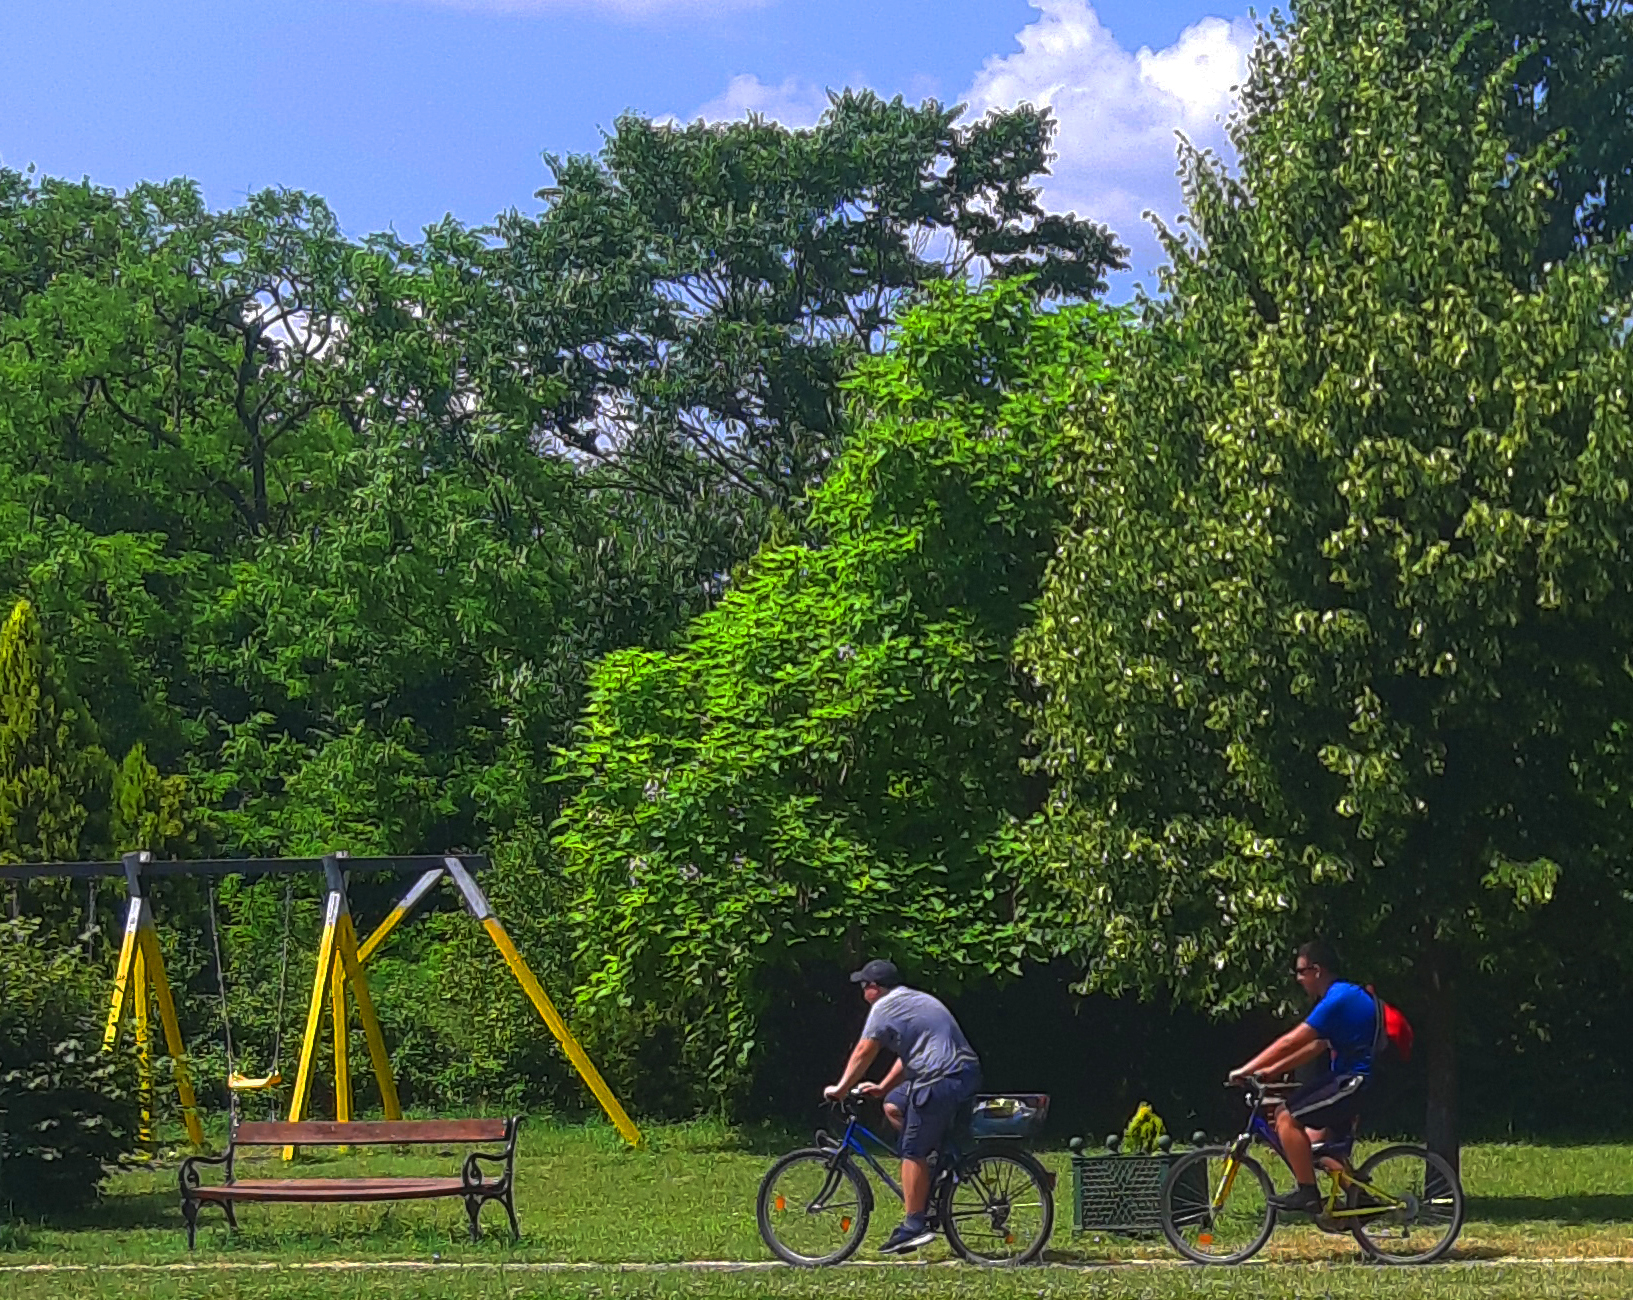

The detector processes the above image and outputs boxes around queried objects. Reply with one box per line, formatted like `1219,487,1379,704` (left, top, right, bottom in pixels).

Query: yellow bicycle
1158,1076,1465,1265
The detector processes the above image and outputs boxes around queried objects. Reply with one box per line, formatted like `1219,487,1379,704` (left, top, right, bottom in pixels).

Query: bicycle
756,1089,1056,1266
1158,1075,1465,1265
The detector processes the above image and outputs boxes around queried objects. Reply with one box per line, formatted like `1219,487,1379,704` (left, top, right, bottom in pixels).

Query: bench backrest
232,1119,511,1147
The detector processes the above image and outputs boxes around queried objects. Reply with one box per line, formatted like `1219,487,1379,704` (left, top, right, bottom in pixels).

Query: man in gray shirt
824,959,983,1254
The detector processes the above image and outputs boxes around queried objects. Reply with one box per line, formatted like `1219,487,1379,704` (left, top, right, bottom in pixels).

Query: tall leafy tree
1022,0,1633,1163
0,173,359,765
552,282,1124,1108
1476,0,1633,285
488,93,1125,564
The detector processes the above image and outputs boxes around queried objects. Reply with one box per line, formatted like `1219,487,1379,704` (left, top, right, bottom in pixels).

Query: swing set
7,852,642,1153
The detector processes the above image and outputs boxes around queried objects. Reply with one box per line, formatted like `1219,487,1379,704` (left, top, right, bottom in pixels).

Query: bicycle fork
1210,1138,1253,1213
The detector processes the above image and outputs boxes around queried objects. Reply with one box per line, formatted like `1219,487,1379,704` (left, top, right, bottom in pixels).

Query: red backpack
1367,985,1415,1065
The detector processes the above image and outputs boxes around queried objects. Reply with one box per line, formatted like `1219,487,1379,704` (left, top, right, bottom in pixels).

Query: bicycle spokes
762,1154,866,1261
943,1151,1050,1262
1160,1148,1275,1264
1347,1146,1464,1263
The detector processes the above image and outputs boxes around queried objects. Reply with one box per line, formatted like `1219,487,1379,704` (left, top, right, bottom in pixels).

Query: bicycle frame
1215,1091,1406,1223
820,1112,905,1202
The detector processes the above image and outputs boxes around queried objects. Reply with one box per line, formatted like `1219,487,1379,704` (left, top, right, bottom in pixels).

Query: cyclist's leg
894,1066,979,1229
1272,1074,1365,1211
882,1081,908,1136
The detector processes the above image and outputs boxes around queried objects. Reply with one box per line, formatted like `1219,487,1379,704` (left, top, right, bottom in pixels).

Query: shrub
0,919,136,1216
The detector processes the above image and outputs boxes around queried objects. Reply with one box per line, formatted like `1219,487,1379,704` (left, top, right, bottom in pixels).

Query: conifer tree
0,599,110,864
111,743,193,857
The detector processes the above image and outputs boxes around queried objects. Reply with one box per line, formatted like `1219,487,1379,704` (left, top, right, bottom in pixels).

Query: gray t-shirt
862,986,979,1084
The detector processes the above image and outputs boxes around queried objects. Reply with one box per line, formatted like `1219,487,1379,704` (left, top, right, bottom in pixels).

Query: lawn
2,1121,1630,1298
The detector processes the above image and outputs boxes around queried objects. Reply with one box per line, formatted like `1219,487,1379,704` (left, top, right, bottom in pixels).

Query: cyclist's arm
827,1037,884,1097
860,1058,906,1099
1232,1021,1323,1080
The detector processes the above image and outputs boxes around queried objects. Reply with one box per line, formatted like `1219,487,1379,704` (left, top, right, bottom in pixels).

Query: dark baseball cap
850,959,901,987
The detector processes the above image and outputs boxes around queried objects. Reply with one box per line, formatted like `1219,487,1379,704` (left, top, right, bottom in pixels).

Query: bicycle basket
966,1093,1049,1139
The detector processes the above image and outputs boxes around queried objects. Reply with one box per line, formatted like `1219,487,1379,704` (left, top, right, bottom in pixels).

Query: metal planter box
1069,1137,1202,1235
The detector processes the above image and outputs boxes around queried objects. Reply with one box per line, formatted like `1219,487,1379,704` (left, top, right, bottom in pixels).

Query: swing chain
205,880,235,1079
269,879,294,1120
207,878,296,1124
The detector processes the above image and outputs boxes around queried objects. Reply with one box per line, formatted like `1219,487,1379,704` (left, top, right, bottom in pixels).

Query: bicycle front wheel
757,1148,871,1266
1348,1144,1464,1264
1159,1146,1276,1264
938,1145,1055,1265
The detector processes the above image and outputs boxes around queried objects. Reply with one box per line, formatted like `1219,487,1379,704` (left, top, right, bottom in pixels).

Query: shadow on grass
53,1191,179,1232
1471,1195,1633,1224
1447,1244,1509,1261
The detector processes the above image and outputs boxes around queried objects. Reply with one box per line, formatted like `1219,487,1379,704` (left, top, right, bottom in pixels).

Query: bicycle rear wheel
757,1148,871,1266
1348,1145,1464,1264
937,1145,1054,1265
1159,1146,1276,1264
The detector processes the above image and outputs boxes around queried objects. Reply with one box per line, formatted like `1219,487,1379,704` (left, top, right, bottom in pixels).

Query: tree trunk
1419,947,1459,1174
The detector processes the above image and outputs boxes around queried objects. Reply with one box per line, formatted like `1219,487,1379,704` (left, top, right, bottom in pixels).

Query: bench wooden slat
194,1177,465,1203
233,1119,510,1147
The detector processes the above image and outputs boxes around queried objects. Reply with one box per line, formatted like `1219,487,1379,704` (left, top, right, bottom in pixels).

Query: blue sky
1,0,1257,292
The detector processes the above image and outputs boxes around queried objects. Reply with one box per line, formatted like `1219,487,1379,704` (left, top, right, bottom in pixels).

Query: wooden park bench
177,1118,521,1250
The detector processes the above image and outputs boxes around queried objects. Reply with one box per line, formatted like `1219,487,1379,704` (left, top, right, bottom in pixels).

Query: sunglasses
1293,964,1319,976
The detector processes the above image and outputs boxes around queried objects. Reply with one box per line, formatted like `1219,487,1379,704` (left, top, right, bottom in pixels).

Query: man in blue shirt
1229,940,1376,1214
824,959,982,1254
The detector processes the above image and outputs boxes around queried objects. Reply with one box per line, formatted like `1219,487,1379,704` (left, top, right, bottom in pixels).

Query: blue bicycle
757,1089,1055,1266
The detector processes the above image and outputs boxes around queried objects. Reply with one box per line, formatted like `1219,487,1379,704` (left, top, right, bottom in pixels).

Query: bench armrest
460,1117,521,1193
179,1149,234,1196
461,1149,511,1192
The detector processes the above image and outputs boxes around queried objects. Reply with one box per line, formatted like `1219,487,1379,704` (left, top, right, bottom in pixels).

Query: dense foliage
0,98,1114,1127
2,0,1632,1149
553,282,1122,1110
0,919,137,1214
1021,0,1633,1159
494,93,1123,550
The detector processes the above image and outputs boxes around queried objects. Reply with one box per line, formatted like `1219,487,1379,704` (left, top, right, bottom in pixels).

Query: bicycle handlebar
824,1086,875,1115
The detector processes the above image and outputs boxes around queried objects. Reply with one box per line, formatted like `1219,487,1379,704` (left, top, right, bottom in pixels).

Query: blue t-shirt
1305,980,1377,1076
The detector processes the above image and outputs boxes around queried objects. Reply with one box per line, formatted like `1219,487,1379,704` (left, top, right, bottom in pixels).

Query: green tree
490,94,1125,561
1476,1,1633,285
0,598,110,865
0,918,136,1215
1021,0,1633,1163
552,282,1124,1108
110,743,193,857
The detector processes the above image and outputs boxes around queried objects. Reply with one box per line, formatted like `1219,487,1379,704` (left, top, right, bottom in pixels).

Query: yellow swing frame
101,854,205,1148
87,852,642,1154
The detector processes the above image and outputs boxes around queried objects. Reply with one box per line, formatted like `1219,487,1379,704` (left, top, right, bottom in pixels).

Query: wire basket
1069,1135,1204,1234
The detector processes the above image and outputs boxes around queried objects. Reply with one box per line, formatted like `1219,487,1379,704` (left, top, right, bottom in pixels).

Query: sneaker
1267,1186,1322,1216
879,1219,937,1255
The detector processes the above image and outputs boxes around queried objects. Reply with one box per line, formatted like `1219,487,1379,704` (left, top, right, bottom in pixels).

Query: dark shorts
884,1063,982,1160
1284,1070,1367,1133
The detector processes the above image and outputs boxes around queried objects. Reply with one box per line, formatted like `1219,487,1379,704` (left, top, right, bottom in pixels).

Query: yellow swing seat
229,1071,283,1092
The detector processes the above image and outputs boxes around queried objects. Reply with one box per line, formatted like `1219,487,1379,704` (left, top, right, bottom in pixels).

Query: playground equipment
3,852,642,1152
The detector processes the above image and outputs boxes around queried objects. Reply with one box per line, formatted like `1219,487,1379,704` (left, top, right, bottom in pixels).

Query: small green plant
1121,1102,1166,1155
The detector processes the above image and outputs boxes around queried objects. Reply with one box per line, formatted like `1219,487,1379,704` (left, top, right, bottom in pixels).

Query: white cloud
963,0,1256,293
385,0,765,19
682,74,829,129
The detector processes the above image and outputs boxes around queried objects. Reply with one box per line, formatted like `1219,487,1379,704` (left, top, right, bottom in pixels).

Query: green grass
3,1122,1631,1298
